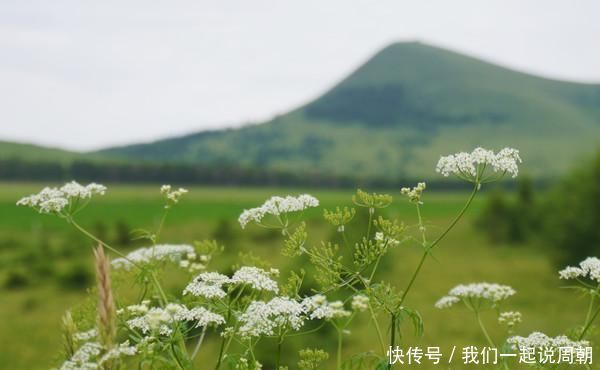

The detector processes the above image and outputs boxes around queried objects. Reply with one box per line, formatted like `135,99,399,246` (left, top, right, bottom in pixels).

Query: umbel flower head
559,257,600,282
436,147,521,183
238,194,319,229
17,181,106,215
507,332,589,351
435,282,516,309
237,297,305,338
111,244,195,270
183,266,279,299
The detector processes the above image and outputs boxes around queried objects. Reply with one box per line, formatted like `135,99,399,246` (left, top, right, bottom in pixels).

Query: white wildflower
111,244,195,270
400,182,426,203
434,296,460,309
59,342,102,370
437,282,516,308
160,184,188,205
302,294,351,320
73,328,98,342
498,311,522,327
436,147,521,180
238,297,305,338
98,341,137,365
230,266,279,293
374,232,400,247
17,182,106,215
507,332,589,351
183,272,230,299
351,295,369,312
238,194,319,228
559,257,600,282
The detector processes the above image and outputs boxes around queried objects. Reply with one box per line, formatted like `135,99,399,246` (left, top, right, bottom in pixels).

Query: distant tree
542,151,600,266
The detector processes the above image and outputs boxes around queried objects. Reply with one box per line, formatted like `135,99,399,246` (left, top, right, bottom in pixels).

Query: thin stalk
214,335,227,370
191,326,207,360
366,208,374,239
395,184,479,310
475,311,496,347
368,303,386,355
276,335,283,369
170,342,186,370
579,304,600,340
337,329,343,370
387,314,396,370
70,219,169,303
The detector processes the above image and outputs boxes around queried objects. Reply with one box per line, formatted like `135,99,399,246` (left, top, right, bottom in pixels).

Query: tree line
0,157,522,190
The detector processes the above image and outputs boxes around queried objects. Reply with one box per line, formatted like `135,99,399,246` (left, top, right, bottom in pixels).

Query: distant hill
17,42,600,180
0,141,83,163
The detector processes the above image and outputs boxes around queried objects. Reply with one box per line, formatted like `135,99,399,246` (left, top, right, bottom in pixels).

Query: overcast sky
1,0,599,151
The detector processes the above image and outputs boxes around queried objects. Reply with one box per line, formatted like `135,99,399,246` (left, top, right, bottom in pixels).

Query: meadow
0,182,592,369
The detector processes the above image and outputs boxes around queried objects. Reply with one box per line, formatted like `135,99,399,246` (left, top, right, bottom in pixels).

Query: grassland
0,182,594,369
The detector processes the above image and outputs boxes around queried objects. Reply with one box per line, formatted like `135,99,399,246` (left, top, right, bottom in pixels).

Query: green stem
395,184,479,310
276,335,283,369
475,310,496,347
214,335,227,370
388,314,396,370
368,303,386,355
191,326,207,360
579,304,600,340
366,208,374,239
70,219,169,303
337,329,343,370
170,342,186,370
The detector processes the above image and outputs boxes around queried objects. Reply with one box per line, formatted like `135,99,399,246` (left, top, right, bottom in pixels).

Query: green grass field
0,182,593,369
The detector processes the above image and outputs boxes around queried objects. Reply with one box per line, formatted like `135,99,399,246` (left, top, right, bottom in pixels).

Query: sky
1,1,599,151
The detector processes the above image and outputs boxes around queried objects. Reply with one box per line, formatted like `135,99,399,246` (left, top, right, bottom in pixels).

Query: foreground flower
160,184,188,207
230,266,279,293
559,257,600,282
238,297,305,337
58,340,136,370
17,181,106,214
435,282,516,309
498,311,522,327
436,147,521,181
111,244,195,270
507,332,589,351
184,266,279,299
238,194,319,228
183,272,230,299
126,303,224,336
302,294,351,320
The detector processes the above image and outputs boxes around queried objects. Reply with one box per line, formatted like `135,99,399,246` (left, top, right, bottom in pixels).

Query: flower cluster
351,295,369,312
498,311,522,327
238,297,305,338
160,185,188,206
374,232,400,247
111,244,196,270
302,295,351,320
559,257,600,282
507,332,589,351
230,266,279,293
238,194,319,228
436,147,521,180
126,303,224,336
435,282,516,308
183,266,279,299
16,181,106,214
59,341,136,370
401,182,426,203
183,272,230,299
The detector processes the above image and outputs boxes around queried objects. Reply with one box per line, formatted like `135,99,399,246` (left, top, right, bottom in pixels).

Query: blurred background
1,1,599,369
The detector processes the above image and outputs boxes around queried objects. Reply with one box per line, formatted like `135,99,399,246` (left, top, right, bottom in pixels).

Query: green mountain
100,42,600,179
0,141,83,163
